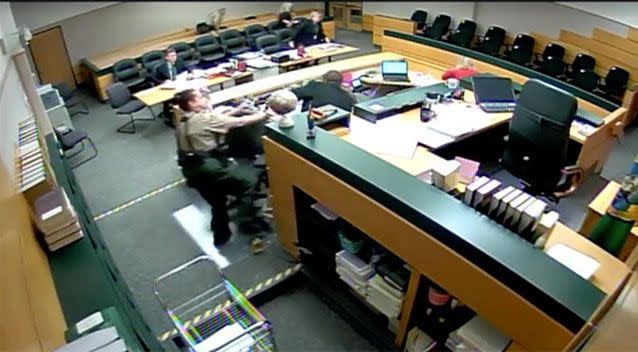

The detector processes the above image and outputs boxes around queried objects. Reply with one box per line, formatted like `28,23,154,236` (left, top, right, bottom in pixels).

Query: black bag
196,22,212,34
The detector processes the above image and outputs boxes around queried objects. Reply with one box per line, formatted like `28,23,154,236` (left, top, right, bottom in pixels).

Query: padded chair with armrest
105,82,155,134
195,35,227,65
596,66,629,103
421,13,451,40
533,43,565,66
563,53,595,80
571,69,600,92
244,24,268,45
535,56,565,78
51,82,89,116
112,58,148,91
501,79,582,202
169,42,200,69
446,19,476,48
141,50,164,76
256,34,282,54
54,126,98,169
473,26,506,57
219,29,251,55
502,33,535,66
410,10,428,31
276,28,293,44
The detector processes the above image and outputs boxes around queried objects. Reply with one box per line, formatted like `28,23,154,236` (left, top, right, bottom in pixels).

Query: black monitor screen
472,76,516,103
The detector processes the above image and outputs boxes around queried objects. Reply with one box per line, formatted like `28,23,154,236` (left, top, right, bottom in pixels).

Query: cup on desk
447,78,459,89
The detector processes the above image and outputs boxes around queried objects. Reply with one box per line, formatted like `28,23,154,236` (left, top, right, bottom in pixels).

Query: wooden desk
133,72,253,107
360,73,416,87
277,44,359,70
579,181,638,264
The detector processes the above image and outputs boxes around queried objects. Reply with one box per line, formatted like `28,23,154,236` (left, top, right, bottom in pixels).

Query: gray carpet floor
66,29,637,351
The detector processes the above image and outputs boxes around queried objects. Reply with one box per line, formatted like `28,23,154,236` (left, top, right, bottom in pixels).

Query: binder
488,186,514,217
503,192,530,227
496,188,521,221
510,196,536,230
533,211,560,243
517,199,547,235
472,179,501,210
463,176,490,205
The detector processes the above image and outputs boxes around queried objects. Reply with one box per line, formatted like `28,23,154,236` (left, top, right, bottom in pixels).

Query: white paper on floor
173,204,230,269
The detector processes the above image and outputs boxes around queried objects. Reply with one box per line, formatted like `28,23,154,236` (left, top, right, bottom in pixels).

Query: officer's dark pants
181,157,259,244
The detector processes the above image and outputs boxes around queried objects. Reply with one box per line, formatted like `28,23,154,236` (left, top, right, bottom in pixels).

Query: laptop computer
381,60,410,82
350,77,366,93
472,76,517,113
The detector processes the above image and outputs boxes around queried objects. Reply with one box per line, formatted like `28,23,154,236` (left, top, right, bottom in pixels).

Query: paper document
424,103,491,138
349,117,417,159
546,243,600,280
416,124,455,148
236,51,263,60
407,72,440,87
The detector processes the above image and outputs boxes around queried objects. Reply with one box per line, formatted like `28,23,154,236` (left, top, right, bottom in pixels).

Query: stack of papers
424,103,491,138
54,327,125,352
546,243,600,280
349,117,418,159
365,274,405,319
17,118,47,192
407,72,440,87
34,187,83,251
446,315,511,352
335,250,374,297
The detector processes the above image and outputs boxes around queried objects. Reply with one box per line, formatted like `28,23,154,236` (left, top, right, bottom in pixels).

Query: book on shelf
44,221,82,244
48,230,84,252
472,179,501,210
517,199,547,236
503,192,530,227
488,186,514,217
496,188,521,221
509,196,536,230
463,176,490,205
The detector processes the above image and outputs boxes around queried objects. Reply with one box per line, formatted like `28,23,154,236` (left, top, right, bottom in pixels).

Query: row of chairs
111,21,297,92
409,10,630,104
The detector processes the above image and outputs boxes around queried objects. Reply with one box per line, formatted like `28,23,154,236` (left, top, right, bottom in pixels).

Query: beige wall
11,1,322,66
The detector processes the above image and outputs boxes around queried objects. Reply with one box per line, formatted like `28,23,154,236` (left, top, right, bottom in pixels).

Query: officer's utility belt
177,149,230,167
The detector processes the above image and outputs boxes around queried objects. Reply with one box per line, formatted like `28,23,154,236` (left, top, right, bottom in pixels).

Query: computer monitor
381,60,408,77
472,76,516,103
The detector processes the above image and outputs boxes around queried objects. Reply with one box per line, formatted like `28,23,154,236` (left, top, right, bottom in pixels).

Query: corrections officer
174,88,270,248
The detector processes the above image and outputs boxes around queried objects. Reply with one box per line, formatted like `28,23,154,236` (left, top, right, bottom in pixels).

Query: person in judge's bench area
154,48,193,126
290,11,330,48
292,70,356,113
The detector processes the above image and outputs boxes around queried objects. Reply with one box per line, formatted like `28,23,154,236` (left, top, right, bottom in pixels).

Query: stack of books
445,315,511,352
17,118,47,193
34,187,83,251
365,274,405,319
335,250,374,297
54,326,126,352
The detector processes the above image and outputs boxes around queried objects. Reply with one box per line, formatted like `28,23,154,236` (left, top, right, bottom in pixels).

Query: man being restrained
174,88,270,250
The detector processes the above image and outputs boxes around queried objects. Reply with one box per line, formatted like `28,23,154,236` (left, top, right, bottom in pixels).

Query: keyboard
383,75,411,82
479,102,516,113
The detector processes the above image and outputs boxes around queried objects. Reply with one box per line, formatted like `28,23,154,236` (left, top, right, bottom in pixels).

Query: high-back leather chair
219,29,251,55
447,19,477,48
503,33,535,66
422,13,451,40
195,35,227,64
473,26,506,57
112,58,147,91
410,10,428,31
256,34,282,54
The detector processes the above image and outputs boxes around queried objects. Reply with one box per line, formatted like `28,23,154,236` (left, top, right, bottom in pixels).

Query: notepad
546,243,600,280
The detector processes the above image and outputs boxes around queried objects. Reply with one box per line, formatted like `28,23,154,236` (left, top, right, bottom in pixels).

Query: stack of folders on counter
54,327,126,352
446,315,511,352
34,186,83,251
335,250,374,297
463,177,559,244
17,118,47,192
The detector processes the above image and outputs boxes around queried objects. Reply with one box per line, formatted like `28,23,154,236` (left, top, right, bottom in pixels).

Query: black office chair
533,43,565,66
473,26,506,57
195,35,227,65
596,66,629,103
112,58,148,91
535,56,566,78
501,79,582,202
563,53,595,81
502,33,535,66
141,50,164,76
105,82,155,134
410,10,428,31
51,82,89,116
571,69,600,92
169,42,200,69
53,126,98,169
244,24,268,45
219,29,251,56
256,34,282,54
446,19,476,48
276,28,293,44
421,14,451,40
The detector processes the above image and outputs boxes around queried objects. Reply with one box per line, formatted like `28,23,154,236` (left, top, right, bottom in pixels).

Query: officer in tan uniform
174,88,270,249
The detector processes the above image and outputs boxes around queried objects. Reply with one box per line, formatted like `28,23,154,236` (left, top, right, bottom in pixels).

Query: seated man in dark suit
154,48,192,125
292,70,356,113
290,11,330,48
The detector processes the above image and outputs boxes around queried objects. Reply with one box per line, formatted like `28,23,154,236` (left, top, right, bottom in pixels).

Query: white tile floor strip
173,204,231,269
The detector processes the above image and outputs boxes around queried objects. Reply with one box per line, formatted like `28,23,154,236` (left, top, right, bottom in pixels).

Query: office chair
112,59,148,91
410,10,428,31
195,35,227,66
571,69,600,92
276,28,293,44
533,43,565,66
169,42,200,69
502,33,535,66
501,79,582,202
596,66,629,104
535,56,566,78
446,19,476,48
51,82,89,116
53,126,98,169
105,82,156,134
473,26,506,57
244,24,268,45
421,13,451,40
219,29,251,55
563,53,595,81
141,50,164,76
256,35,282,54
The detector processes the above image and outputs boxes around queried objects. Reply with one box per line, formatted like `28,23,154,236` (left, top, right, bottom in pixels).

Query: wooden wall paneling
372,15,415,46
362,13,373,32
627,27,638,43
559,30,638,72
592,28,638,56
572,107,626,173
324,20,336,40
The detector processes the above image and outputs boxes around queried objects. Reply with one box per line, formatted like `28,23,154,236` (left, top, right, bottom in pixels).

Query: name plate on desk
353,83,453,123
